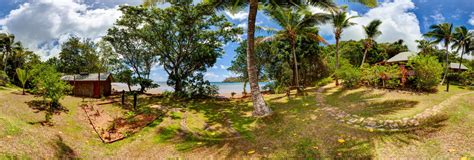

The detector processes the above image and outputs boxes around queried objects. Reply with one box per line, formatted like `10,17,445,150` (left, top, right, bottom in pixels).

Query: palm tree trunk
291,39,302,95
440,44,449,85
247,0,271,117
361,44,369,68
459,46,464,70
335,37,340,86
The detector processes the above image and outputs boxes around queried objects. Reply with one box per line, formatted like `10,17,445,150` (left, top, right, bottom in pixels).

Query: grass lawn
322,83,472,119
0,84,473,159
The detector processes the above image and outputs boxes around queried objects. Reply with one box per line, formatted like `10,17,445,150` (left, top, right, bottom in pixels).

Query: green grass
323,84,471,119
0,84,473,159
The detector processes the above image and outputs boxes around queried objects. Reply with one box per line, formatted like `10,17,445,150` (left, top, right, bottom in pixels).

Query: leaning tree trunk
247,0,271,117
459,46,465,70
291,39,302,95
335,36,340,86
361,40,370,68
440,44,449,85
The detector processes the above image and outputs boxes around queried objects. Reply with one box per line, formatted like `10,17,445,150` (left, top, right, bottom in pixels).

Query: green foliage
58,37,103,74
16,68,29,94
408,55,443,91
336,65,361,88
0,70,8,86
105,6,158,93
458,71,474,86
30,64,72,122
313,77,333,87
138,2,240,96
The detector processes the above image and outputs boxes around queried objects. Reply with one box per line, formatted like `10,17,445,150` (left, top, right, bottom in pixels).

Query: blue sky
0,0,473,82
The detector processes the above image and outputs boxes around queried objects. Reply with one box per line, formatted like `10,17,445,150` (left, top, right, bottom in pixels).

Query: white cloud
0,0,122,60
469,13,474,26
312,0,423,51
225,11,248,21
430,11,445,24
220,65,228,70
204,72,219,79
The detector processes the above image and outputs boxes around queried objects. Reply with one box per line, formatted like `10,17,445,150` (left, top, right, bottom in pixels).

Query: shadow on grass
52,135,79,159
376,113,449,147
326,89,419,117
25,100,69,125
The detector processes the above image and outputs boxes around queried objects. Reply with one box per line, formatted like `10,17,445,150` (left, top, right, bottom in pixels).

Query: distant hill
222,77,242,82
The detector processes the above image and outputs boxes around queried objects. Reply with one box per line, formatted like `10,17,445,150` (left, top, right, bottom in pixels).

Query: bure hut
61,73,112,98
384,51,417,85
449,63,469,72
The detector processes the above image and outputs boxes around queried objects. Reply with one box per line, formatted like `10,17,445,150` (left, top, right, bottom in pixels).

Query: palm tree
0,33,22,72
424,23,453,84
452,26,473,70
143,0,376,116
360,19,381,67
416,39,436,55
16,68,29,95
329,8,357,86
261,6,329,95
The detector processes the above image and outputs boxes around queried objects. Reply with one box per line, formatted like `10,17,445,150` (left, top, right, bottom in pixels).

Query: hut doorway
93,82,100,97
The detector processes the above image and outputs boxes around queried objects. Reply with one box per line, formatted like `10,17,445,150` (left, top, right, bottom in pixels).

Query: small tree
408,55,443,91
31,64,71,123
0,71,8,86
16,68,29,95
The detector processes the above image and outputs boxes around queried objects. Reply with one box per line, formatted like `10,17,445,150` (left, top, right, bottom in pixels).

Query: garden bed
80,104,161,143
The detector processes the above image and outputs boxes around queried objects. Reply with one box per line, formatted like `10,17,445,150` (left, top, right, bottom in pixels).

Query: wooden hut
449,63,469,72
384,51,417,85
61,73,112,98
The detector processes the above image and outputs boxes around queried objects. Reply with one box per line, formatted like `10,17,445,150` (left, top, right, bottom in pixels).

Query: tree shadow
25,100,69,125
352,100,419,117
51,135,79,159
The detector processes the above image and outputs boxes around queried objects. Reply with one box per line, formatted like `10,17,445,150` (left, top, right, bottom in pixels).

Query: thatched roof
449,63,469,70
386,51,417,63
61,73,111,82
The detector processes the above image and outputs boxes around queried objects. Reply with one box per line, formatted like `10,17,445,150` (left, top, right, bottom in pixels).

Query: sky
0,0,473,82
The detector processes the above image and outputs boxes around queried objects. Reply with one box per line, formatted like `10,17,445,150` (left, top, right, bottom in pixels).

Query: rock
367,120,377,127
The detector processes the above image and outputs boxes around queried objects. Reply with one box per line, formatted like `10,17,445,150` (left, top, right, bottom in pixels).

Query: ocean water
112,82,269,95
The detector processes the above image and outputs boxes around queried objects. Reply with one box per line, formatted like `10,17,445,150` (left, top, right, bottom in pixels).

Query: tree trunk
335,37,340,86
459,46,464,70
243,80,247,94
291,39,302,95
440,44,449,85
127,82,132,92
247,0,271,117
22,84,25,95
361,41,369,68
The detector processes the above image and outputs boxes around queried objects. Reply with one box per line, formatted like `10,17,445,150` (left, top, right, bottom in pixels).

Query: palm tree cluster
424,23,474,84
143,0,377,117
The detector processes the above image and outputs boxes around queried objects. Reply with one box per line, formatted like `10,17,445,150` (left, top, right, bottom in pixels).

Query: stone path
316,87,474,132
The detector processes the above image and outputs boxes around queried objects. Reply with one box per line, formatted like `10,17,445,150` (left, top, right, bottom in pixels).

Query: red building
61,73,112,98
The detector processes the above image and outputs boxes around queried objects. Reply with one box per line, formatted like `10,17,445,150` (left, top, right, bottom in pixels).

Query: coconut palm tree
360,19,381,67
0,33,22,72
329,8,357,86
452,26,473,70
424,23,453,84
416,39,436,55
260,6,329,95
143,0,376,116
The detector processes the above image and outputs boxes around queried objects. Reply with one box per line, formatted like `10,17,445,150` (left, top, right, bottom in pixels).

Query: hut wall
71,81,95,97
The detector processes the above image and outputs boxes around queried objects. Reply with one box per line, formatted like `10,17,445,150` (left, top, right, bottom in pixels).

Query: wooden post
446,77,449,92
121,90,125,106
133,92,137,111
98,73,101,98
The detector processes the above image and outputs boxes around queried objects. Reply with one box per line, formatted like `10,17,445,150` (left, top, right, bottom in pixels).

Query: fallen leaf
368,128,374,132
197,142,203,145
312,146,319,150
460,157,467,160
448,149,456,152
338,139,345,143
247,150,255,154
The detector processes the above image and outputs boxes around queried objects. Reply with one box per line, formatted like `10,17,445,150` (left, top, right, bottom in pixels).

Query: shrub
336,65,361,88
408,55,443,91
0,71,8,86
458,70,474,86
313,77,333,87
